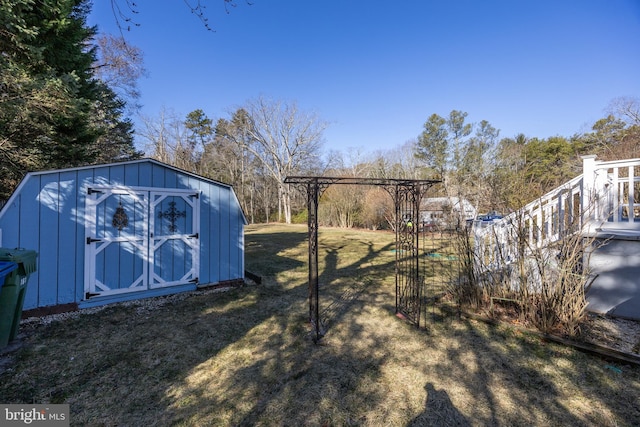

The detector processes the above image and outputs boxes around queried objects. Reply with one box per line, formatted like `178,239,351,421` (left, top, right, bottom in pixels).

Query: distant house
0,159,247,315
420,197,477,230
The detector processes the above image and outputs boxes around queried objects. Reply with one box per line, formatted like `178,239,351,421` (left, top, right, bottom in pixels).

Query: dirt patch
478,297,640,356
580,313,640,354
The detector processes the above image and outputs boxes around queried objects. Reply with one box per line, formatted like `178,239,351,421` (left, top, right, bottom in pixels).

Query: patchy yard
0,224,638,426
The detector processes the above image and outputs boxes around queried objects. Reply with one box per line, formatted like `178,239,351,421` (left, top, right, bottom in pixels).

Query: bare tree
580,97,640,161
92,34,147,113
205,109,261,220
360,187,393,230
243,96,327,223
138,108,191,168
317,147,375,228
607,96,640,126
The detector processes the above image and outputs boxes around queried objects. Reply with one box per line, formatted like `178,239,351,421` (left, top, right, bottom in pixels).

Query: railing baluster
612,167,619,222
629,166,635,223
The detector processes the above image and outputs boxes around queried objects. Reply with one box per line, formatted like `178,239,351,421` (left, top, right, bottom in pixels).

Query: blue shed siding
200,181,212,282
208,184,222,284
56,171,78,306
39,173,61,308
18,175,44,310
0,159,246,312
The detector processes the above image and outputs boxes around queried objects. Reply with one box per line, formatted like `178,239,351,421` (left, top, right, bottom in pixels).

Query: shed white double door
84,187,200,298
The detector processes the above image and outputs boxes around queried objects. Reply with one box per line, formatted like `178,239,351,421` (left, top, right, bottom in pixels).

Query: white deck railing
589,156,640,231
474,155,640,271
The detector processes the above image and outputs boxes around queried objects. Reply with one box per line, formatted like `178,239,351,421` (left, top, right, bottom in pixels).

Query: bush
453,215,596,337
291,209,308,224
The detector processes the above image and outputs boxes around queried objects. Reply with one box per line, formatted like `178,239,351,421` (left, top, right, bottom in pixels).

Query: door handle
86,237,102,245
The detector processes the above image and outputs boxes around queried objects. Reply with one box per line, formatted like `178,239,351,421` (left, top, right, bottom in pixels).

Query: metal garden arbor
284,176,440,341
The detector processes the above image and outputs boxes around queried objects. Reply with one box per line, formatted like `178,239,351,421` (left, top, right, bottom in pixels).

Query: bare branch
109,0,254,33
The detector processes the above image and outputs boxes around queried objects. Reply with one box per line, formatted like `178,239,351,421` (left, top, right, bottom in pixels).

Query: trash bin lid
0,261,17,277
0,249,38,275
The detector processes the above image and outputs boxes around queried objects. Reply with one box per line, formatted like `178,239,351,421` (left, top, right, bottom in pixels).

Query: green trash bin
0,248,38,348
0,261,18,343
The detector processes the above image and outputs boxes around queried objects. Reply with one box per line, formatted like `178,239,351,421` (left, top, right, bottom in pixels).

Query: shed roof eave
0,159,247,221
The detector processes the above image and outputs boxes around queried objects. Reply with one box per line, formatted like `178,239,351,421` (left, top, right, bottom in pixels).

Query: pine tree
0,0,140,199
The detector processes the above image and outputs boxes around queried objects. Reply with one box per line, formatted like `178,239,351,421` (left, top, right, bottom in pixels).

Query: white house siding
586,236,640,319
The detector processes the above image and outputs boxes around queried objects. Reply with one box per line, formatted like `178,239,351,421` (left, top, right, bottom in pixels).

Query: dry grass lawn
0,223,638,426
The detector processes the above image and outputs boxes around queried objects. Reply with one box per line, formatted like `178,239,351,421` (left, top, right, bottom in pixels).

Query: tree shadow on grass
423,315,640,426
0,228,312,424
159,231,401,425
244,228,308,279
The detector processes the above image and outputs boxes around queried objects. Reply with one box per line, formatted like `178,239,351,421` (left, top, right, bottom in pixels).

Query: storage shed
0,159,247,314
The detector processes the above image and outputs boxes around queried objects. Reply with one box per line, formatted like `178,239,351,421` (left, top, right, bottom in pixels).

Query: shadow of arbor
318,240,395,334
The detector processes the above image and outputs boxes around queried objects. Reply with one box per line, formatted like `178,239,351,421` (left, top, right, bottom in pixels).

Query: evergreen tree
415,113,448,177
0,0,140,199
90,82,140,164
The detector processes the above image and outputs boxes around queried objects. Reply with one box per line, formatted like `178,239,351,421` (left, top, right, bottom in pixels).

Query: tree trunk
283,189,292,224
277,184,283,223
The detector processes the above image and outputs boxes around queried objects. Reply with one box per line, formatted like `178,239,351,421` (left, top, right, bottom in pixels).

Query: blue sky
88,0,640,154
